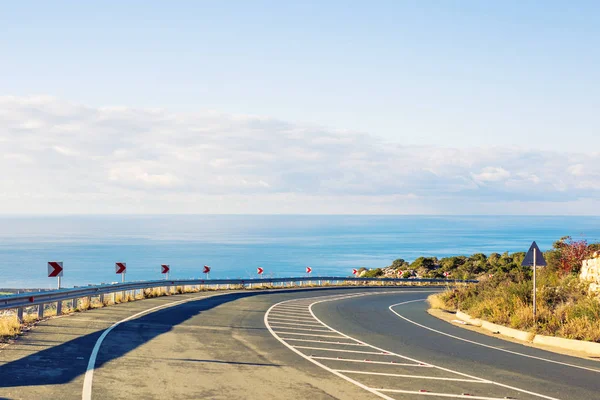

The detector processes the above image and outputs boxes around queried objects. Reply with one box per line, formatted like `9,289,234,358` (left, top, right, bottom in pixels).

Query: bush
436,266,600,342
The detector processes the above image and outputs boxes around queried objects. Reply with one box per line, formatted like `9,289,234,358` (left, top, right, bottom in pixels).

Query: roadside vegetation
430,237,600,342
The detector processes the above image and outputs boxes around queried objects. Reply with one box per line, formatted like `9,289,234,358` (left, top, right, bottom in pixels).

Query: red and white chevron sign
203,265,211,274
257,267,264,275
115,262,126,274
352,268,358,275
443,271,450,277
161,264,170,274
306,266,312,274
48,261,64,277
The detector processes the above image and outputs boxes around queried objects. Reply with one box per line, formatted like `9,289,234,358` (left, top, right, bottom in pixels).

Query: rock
580,257,600,294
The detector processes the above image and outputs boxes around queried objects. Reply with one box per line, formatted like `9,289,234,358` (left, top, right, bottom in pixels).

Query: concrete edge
533,334,600,355
455,310,600,355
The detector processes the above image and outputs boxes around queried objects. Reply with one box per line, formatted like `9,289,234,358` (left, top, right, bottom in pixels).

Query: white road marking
273,331,346,338
293,346,388,355
266,293,562,400
267,316,320,323
268,311,320,319
281,338,368,346
311,356,429,366
389,300,600,374
308,298,561,400
265,292,397,400
335,370,490,383
82,295,211,400
269,325,333,333
377,388,511,399
266,321,326,328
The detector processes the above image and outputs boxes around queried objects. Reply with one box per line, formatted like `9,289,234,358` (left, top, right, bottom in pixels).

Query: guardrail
0,276,477,321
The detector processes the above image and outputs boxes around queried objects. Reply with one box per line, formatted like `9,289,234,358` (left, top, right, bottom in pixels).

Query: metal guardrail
0,276,477,320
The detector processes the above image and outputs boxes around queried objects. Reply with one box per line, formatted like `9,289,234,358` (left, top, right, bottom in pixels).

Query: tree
550,236,591,274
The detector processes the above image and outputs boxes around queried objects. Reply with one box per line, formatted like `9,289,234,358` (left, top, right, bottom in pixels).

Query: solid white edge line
335,369,490,383
82,295,211,400
389,301,600,374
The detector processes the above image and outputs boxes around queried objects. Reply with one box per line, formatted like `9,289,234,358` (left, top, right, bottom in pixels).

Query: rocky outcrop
580,252,600,293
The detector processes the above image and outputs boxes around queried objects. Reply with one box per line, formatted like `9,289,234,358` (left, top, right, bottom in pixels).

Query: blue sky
1,2,599,214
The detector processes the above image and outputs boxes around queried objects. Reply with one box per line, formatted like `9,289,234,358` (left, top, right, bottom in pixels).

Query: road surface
1,287,599,399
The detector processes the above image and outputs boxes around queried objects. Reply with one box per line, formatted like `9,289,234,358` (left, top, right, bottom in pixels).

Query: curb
455,310,600,355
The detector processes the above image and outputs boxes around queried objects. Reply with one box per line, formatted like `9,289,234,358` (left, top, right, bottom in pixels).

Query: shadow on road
0,286,387,389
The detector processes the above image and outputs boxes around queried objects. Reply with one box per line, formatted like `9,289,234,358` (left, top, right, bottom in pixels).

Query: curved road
0,287,599,399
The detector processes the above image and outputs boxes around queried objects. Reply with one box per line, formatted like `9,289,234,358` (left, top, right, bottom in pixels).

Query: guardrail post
16,307,24,322
38,303,44,319
56,300,62,315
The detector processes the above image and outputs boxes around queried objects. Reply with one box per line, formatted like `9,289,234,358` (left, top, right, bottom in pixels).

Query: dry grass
436,268,600,341
0,315,22,340
427,293,453,311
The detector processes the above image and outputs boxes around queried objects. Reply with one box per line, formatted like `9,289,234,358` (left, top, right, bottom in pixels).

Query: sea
0,215,599,289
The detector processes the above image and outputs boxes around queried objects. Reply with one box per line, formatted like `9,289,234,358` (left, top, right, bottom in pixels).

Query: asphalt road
1,287,599,399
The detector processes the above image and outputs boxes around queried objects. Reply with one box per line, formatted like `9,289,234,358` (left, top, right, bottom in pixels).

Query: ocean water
0,215,599,289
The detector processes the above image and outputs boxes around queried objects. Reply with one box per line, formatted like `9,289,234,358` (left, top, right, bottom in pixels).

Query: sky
0,1,599,214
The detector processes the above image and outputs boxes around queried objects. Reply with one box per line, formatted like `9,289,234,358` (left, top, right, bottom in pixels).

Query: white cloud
0,96,599,214
472,167,511,183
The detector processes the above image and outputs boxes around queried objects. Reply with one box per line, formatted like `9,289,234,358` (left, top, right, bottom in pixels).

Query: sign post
522,241,547,321
161,264,170,280
203,265,211,279
115,262,127,282
48,261,64,289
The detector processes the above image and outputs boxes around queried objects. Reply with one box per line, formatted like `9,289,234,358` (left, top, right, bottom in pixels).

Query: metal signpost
203,265,211,279
522,241,547,321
